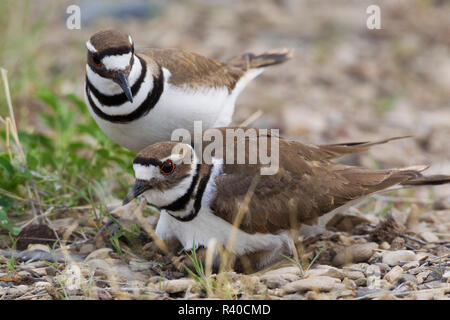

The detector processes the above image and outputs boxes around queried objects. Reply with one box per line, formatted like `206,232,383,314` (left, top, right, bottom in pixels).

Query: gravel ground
0,199,448,300
0,0,449,300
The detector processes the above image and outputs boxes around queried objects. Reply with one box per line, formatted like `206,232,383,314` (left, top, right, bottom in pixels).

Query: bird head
86,30,135,102
123,142,197,207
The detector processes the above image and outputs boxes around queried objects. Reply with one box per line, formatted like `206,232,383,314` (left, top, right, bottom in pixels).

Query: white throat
102,52,132,71
86,54,142,95
86,55,159,117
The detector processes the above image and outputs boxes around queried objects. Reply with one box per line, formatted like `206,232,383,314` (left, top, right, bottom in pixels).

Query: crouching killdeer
84,30,292,152
122,128,450,270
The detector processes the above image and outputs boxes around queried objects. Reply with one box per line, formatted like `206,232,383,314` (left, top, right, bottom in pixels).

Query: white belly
155,208,290,257
87,83,234,152
85,65,264,152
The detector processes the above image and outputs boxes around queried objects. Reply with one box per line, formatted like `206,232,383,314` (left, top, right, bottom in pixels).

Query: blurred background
0,0,449,235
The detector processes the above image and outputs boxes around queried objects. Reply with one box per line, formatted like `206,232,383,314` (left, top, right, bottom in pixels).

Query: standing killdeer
122,128,450,270
84,30,292,152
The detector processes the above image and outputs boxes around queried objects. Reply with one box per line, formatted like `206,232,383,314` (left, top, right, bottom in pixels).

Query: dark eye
91,54,102,67
160,160,175,175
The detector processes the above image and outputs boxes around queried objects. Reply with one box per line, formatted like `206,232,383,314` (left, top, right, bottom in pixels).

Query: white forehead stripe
102,52,132,71
128,35,133,45
86,40,97,53
133,164,161,181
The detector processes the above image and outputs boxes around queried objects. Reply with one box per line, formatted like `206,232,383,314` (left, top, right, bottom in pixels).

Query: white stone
34,281,52,289
443,271,450,281
161,278,196,293
420,231,439,243
282,276,342,293
260,273,300,289
305,265,344,280
382,250,417,266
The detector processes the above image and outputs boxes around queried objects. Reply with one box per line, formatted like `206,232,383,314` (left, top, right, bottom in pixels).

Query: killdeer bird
84,30,292,152
122,128,450,270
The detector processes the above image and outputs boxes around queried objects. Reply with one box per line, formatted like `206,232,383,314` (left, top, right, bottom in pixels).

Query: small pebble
282,276,342,294
97,287,113,300
413,291,435,300
409,265,426,275
365,265,381,277
355,287,379,298
338,289,355,298
305,291,321,300
267,288,284,297
419,280,445,290
402,261,419,271
16,285,29,294
304,265,344,280
161,278,196,294
6,287,21,297
342,278,356,290
355,278,367,287
420,231,439,243
0,281,13,288
332,243,378,266
379,242,390,250
374,263,391,276
45,266,58,277
443,271,450,281
338,234,354,246
147,276,167,284
26,244,50,252
388,209,408,226
342,270,365,280
416,274,424,284
390,237,405,250
79,243,95,255
379,279,394,290
34,281,52,290
263,266,301,276
415,252,429,261
30,267,47,277
398,274,418,285
416,270,432,284
348,263,370,272
260,273,300,289
383,266,403,283
18,270,31,277
382,250,417,266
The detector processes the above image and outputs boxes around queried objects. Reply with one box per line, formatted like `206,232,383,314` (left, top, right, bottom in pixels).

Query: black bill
122,181,152,205
113,72,133,103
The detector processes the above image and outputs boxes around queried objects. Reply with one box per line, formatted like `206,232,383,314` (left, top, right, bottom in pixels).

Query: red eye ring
91,54,102,67
160,160,175,175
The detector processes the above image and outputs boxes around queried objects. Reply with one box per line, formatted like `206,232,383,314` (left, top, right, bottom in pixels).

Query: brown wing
138,48,243,92
211,127,409,162
209,132,422,235
227,48,293,70
315,136,410,160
